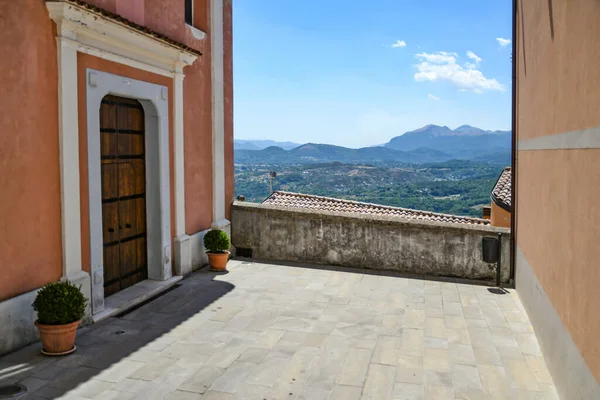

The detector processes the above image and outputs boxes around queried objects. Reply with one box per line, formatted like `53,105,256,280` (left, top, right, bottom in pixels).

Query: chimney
482,205,491,220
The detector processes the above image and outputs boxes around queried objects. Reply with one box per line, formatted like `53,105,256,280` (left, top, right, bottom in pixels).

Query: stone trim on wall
86,69,173,314
210,0,230,232
518,126,600,150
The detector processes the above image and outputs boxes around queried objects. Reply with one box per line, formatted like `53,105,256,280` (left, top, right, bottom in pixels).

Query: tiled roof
491,167,511,211
51,0,202,56
263,191,491,226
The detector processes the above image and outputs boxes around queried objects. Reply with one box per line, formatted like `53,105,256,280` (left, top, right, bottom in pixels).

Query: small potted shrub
32,281,87,355
204,229,231,271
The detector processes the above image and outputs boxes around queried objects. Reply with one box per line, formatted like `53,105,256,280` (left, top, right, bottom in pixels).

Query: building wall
516,0,600,398
0,0,232,297
490,202,510,228
0,0,62,302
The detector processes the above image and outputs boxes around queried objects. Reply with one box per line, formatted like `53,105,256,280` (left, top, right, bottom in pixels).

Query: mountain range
234,125,511,165
234,139,301,151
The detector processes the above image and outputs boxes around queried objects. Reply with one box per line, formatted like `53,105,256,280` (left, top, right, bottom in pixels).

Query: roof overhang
46,1,200,76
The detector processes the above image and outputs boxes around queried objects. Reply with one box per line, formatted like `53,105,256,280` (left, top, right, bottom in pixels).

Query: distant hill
234,139,301,151
384,124,511,154
234,124,511,166
235,143,456,165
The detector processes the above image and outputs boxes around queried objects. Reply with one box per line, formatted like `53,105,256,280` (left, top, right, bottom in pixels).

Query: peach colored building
490,167,511,228
0,0,233,355
515,0,600,398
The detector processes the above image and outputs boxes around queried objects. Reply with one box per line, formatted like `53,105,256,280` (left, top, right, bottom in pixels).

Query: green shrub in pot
32,281,87,355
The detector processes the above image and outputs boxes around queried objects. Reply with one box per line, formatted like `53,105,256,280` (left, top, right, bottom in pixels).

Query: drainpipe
510,0,518,283
496,232,502,287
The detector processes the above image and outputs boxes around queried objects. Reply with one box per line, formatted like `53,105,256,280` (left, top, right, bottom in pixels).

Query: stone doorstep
92,276,183,323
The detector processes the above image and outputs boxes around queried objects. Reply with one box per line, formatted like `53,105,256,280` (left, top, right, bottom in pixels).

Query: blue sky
233,0,513,148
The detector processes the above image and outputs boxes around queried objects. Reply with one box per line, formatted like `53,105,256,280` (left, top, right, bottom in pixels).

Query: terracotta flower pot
35,320,80,355
208,251,230,271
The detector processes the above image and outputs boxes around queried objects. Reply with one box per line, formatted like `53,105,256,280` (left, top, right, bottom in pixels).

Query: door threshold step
92,276,183,323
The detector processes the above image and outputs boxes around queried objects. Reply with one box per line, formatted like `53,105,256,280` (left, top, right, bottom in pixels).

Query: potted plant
32,280,87,356
204,229,231,271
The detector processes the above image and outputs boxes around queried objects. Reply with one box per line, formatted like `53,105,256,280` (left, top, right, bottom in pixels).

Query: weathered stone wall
231,202,511,283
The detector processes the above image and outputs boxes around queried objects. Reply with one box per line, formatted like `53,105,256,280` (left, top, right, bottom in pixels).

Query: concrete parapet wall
231,202,511,283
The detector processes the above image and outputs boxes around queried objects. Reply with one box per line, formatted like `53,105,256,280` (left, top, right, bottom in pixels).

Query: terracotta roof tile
51,0,202,56
491,167,511,211
263,191,491,226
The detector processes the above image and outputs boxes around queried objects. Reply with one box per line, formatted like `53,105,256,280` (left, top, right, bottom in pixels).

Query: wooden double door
100,95,148,297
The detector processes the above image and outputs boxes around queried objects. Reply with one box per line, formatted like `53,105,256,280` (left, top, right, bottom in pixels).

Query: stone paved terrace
0,260,557,400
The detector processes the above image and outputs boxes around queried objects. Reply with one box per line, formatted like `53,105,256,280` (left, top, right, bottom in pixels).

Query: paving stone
400,329,424,357
269,340,300,358
330,384,363,400
424,318,445,339
473,346,502,366
477,365,512,392
516,334,542,356
178,366,224,394
424,370,453,387
164,390,203,399
128,356,176,381
48,366,100,389
425,308,444,318
395,365,424,385
403,310,426,329
253,329,285,349
336,347,373,386
467,327,495,348
244,356,289,387
454,388,489,400
424,348,450,371
114,377,153,393
282,331,307,343
452,364,482,389
96,359,146,383
306,342,349,389
296,386,331,400
424,384,454,399
96,389,135,399
525,356,554,385
443,302,463,316
238,347,269,363
393,383,424,400
448,344,476,366
381,314,404,335
361,363,396,400
445,328,471,345
67,378,115,398
373,336,401,365
303,333,328,348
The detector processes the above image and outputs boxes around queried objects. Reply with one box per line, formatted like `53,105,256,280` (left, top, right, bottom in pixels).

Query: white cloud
414,51,505,93
496,37,511,47
466,51,482,64
416,51,456,63
391,40,407,48
428,93,440,101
